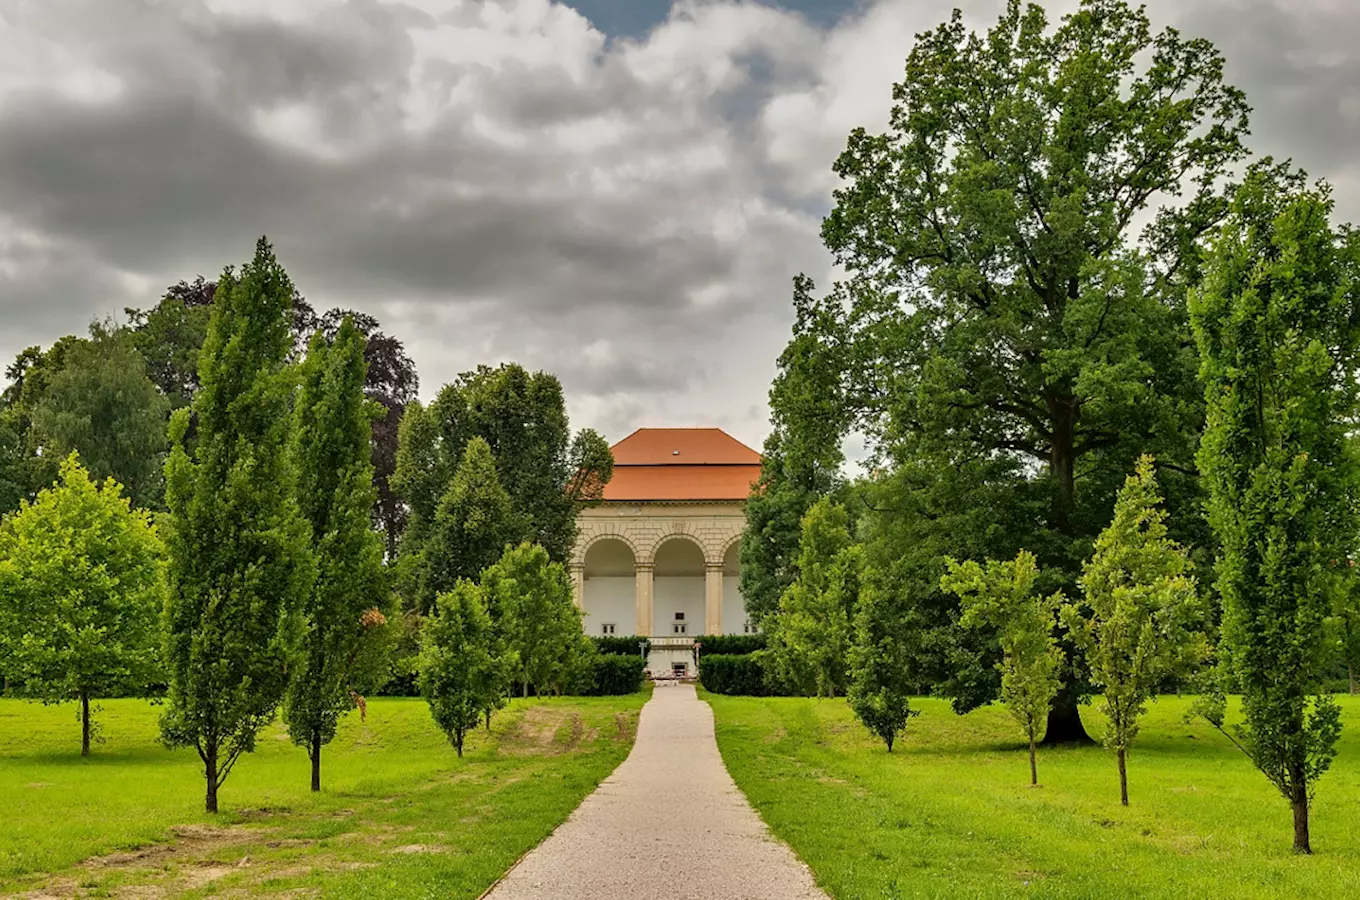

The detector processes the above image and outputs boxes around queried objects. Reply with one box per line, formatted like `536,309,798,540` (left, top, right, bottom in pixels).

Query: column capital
705,562,725,571
634,561,655,571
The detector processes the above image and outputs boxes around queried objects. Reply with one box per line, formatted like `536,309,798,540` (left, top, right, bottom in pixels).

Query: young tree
160,238,314,814
772,0,1248,743
482,542,584,697
1066,456,1206,805
847,581,919,752
1191,166,1360,853
769,498,860,698
284,320,392,792
417,437,515,614
418,580,513,757
942,551,1064,786
0,453,165,755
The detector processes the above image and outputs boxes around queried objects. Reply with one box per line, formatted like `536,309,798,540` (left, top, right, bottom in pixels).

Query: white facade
572,501,749,675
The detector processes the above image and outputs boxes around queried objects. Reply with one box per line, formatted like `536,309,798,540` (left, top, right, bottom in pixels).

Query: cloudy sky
1,0,1356,451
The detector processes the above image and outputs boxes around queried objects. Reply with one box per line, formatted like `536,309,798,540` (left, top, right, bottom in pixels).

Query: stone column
705,564,724,635
635,563,654,637
570,563,585,610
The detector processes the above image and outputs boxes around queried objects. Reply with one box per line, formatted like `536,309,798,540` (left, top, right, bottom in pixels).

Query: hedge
698,652,771,696
693,633,765,656
580,653,647,695
592,635,652,657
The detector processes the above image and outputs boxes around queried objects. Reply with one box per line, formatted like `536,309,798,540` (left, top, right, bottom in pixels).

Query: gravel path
482,683,827,900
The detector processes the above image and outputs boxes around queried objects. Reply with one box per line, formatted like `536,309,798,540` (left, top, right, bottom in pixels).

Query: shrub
693,634,766,656
580,653,646,695
699,653,771,696
593,635,652,657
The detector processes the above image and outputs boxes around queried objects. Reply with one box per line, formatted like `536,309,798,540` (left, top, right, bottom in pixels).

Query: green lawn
1,691,647,897
705,693,1360,899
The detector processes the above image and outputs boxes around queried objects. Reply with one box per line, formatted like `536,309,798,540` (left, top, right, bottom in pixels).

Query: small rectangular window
673,623,687,635
601,623,616,635
743,621,758,634
672,662,687,676
674,612,685,621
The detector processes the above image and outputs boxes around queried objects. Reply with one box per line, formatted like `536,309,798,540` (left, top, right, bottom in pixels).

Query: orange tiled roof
602,428,761,501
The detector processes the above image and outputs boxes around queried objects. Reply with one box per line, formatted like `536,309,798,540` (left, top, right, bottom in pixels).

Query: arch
648,531,708,568
583,536,636,578
575,530,641,567
722,537,741,576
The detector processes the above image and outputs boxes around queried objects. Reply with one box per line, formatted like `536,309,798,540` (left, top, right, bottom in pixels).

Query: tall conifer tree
284,320,390,792
160,238,313,813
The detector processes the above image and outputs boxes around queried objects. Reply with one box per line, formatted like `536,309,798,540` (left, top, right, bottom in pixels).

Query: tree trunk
1117,748,1129,806
454,732,464,758
1029,736,1038,786
204,745,219,814
485,709,492,731
80,691,90,757
886,734,894,753
1292,796,1311,853
522,680,529,699
310,731,322,793
1041,692,1093,745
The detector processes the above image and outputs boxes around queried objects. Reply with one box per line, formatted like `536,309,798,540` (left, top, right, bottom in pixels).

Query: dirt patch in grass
501,707,572,756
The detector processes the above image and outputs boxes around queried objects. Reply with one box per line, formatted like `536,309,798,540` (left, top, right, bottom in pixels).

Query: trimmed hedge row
579,653,647,695
698,652,772,696
592,635,652,657
693,633,765,656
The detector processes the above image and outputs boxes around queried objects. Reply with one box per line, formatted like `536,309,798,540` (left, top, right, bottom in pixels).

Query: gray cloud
3,0,1360,453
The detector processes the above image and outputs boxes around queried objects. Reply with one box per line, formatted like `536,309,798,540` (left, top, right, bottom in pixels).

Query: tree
847,581,919,752
392,363,612,589
942,551,1064,786
768,498,860,698
160,238,314,814
482,542,585,697
1065,456,1206,805
0,453,165,755
776,0,1247,743
283,320,392,792
417,580,512,757
1190,166,1359,853
27,324,170,509
417,438,515,614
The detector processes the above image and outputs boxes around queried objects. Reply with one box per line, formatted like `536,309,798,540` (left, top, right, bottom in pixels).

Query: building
571,428,761,676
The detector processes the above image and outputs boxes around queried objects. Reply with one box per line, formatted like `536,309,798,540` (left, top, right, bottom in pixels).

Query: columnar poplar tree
284,320,390,792
418,580,511,757
1191,166,1360,853
161,238,313,814
847,581,918,752
417,437,514,614
942,551,1064,787
769,498,861,698
0,453,165,755
1068,456,1205,805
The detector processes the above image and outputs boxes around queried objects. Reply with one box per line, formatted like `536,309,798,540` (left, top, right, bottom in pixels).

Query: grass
1,690,647,897
704,692,1360,899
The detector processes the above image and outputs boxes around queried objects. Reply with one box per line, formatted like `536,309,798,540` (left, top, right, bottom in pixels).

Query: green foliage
392,364,613,605
418,437,514,614
591,635,651,657
1068,456,1206,803
776,0,1247,738
482,542,586,697
0,454,165,754
283,320,392,790
122,277,216,411
1191,165,1360,851
159,238,314,813
942,551,1064,782
417,581,514,756
768,498,860,698
24,325,170,511
847,581,920,752
579,653,646,696
698,653,771,696
693,634,765,656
